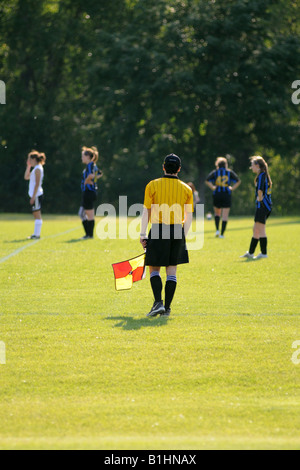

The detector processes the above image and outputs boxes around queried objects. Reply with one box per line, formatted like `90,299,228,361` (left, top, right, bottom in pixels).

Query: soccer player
24,150,46,239
240,156,272,260
140,153,193,317
205,157,241,238
80,146,102,239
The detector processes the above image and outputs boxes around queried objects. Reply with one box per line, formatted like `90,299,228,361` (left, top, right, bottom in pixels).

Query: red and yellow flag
112,253,146,291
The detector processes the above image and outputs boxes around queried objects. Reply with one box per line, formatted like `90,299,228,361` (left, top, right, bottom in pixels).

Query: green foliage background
0,0,299,215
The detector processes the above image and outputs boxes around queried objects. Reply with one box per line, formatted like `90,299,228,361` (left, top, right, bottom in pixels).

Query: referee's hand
140,237,147,249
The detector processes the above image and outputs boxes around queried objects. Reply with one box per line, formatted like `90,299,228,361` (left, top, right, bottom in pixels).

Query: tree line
0,0,299,215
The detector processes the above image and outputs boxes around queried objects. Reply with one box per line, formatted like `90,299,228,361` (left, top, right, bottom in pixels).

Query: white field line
0,227,80,265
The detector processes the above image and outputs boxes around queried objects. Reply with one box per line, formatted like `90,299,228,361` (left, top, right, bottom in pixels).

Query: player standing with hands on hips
205,157,241,238
24,150,46,239
79,146,102,239
241,156,272,259
140,154,193,317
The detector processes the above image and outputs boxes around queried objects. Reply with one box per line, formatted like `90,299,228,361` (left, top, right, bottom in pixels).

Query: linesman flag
112,253,146,291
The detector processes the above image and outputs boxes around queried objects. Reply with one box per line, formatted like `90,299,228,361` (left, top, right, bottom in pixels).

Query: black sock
150,274,162,302
87,219,95,237
82,219,88,236
260,237,267,255
165,277,177,310
221,221,227,235
249,237,259,255
215,215,220,231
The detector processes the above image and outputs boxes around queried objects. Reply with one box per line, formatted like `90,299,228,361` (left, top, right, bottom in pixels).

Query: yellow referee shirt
143,175,193,225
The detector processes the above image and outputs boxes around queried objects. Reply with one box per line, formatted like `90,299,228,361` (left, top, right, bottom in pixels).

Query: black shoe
146,301,165,317
81,235,93,240
161,308,171,317
27,235,40,239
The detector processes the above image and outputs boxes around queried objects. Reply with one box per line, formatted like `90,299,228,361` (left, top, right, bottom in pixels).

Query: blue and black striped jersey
206,168,240,195
256,172,272,210
81,162,102,192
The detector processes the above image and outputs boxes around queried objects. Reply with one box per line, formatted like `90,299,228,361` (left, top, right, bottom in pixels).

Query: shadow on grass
65,238,85,243
4,238,32,243
105,315,169,330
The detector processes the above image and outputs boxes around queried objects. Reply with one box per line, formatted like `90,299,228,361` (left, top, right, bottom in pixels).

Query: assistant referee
140,154,193,317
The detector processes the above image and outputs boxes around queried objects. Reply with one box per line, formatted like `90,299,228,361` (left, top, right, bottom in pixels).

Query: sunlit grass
0,214,299,449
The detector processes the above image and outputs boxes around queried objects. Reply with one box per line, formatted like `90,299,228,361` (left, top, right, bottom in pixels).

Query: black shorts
82,190,97,210
254,204,272,224
31,194,43,212
145,224,189,267
213,192,232,208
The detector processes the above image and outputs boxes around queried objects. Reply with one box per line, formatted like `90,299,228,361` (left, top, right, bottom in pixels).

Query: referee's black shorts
145,224,189,267
82,189,97,210
213,192,232,208
254,204,271,224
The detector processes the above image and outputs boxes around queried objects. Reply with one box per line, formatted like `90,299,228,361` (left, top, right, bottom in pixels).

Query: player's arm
24,158,31,180
256,174,265,202
230,180,241,191
205,180,216,191
95,169,103,180
30,169,41,205
84,173,94,185
257,190,263,202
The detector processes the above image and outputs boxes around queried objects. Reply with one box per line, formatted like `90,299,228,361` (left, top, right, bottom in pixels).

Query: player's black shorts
82,190,97,210
145,224,189,267
213,192,232,208
31,194,43,212
254,204,272,224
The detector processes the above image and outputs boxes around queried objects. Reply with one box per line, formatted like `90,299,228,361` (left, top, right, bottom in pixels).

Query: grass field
0,213,299,450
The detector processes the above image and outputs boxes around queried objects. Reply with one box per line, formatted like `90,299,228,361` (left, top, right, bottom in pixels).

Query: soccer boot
240,251,254,259
160,308,171,317
254,253,268,259
146,301,165,317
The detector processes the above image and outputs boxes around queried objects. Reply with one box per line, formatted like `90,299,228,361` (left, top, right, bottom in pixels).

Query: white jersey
29,164,44,198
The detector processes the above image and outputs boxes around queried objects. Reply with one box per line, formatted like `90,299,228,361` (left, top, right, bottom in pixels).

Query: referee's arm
184,208,193,236
140,206,151,248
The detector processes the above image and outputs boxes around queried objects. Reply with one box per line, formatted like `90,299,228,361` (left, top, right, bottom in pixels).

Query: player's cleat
80,235,93,240
146,301,165,317
161,308,171,317
215,230,220,237
240,251,254,259
254,253,268,259
27,235,40,239
219,234,225,238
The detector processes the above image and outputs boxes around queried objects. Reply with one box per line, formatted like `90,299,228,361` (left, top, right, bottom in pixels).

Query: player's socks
221,220,227,236
87,219,95,238
249,237,259,255
164,275,177,310
150,271,162,302
82,219,89,236
34,219,42,237
215,215,220,231
259,237,267,255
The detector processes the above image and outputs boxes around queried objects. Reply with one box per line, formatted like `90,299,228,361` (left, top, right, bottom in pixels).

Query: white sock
34,219,43,237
